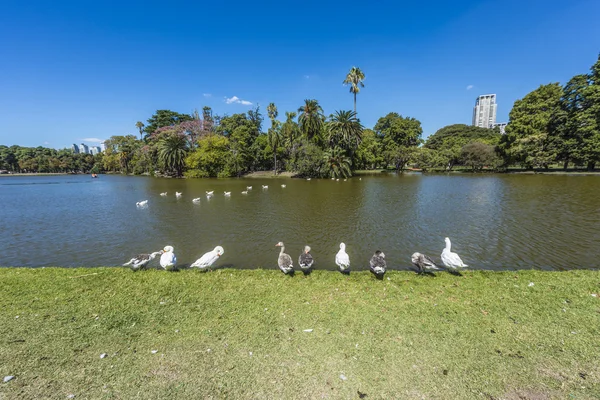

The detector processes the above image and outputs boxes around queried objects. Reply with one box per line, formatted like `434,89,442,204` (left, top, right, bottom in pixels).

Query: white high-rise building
79,143,89,154
90,146,101,155
493,122,507,135
71,144,79,154
472,94,497,129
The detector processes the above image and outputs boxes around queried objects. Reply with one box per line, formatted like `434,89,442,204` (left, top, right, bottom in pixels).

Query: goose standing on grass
411,252,442,274
160,246,177,270
192,197,201,204
275,242,294,274
123,251,163,271
298,246,314,272
191,246,224,271
224,191,231,197
206,191,214,195
369,250,386,278
160,192,167,196
336,242,350,273
175,192,182,198
441,237,468,270
136,200,148,207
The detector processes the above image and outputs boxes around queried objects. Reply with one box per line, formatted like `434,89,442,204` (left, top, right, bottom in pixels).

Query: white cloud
203,93,212,98
466,85,474,90
225,95,252,106
81,137,105,143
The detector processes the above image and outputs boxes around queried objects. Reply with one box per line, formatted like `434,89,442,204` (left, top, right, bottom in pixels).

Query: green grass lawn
1,268,599,399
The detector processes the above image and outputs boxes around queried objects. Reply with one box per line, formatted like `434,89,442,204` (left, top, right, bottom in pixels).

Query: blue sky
1,0,599,149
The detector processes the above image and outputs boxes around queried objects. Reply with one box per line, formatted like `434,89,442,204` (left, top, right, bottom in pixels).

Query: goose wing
336,250,350,269
298,252,314,268
369,254,386,270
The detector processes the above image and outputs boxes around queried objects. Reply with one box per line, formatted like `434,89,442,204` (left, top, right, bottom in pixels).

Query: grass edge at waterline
1,268,599,399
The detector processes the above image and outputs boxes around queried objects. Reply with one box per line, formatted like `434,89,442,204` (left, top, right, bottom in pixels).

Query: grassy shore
1,269,598,399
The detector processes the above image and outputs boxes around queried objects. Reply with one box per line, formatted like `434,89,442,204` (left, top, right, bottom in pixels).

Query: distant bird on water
175,192,182,198
246,186,253,190
411,252,442,274
160,246,177,270
441,237,468,270
206,191,214,195
275,242,294,274
123,251,163,271
336,242,350,273
192,197,201,203
262,185,269,189
298,245,314,272
241,190,248,195
191,246,224,271
160,192,167,196
224,191,231,197
281,184,286,188
369,250,386,278
136,200,148,207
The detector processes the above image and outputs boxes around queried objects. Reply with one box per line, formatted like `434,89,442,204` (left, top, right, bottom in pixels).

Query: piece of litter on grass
4,376,15,383
100,353,107,359
67,395,75,399
339,374,348,381
207,349,211,353
387,277,390,281
15,315,19,319
175,329,179,333
528,282,534,287
303,329,313,332
159,301,166,305
571,331,577,334
151,350,158,354
249,351,253,356
592,294,598,297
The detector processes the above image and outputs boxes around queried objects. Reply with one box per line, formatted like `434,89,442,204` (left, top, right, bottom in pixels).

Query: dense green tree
323,146,352,179
290,141,325,177
144,110,193,137
326,110,363,161
374,113,422,170
281,111,301,160
354,129,383,170
185,135,231,178
460,143,501,172
158,133,188,176
298,99,325,144
103,135,140,174
343,66,366,113
500,83,562,169
425,124,502,170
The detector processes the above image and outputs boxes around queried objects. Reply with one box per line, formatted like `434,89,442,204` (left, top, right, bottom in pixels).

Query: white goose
262,185,269,189
136,200,148,207
281,184,286,188
298,245,314,272
441,237,468,270
246,186,253,190
369,250,386,278
336,242,350,273
224,191,231,197
306,178,311,181
123,251,163,271
411,252,442,274
191,246,224,271
275,242,294,274
160,246,177,270
160,192,167,196
175,192,182,198
206,191,214,195
241,190,248,195
192,197,201,203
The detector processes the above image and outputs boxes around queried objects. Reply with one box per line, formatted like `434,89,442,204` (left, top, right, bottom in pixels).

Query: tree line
2,56,599,176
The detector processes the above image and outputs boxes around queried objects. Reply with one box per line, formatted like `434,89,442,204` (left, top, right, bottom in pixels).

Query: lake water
1,173,599,271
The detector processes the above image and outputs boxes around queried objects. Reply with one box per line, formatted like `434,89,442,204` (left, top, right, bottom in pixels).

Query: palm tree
298,99,324,144
281,111,300,155
135,121,145,140
343,67,365,114
323,146,352,179
158,134,188,177
267,103,280,174
327,110,364,157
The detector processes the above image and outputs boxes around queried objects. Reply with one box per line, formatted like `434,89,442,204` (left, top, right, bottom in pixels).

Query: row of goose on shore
124,237,468,277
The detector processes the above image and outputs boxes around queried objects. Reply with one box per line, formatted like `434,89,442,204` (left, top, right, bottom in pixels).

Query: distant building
71,144,79,154
90,146,101,155
472,94,497,129
79,143,89,154
493,122,507,135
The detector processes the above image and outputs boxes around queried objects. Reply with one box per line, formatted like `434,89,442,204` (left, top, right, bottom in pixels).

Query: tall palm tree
158,134,189,177
297,99,324,144
135,121,145,140
323,146,352,179
343,67,365,114
281,111,300,155
327,110,364,157
266,103,280,174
